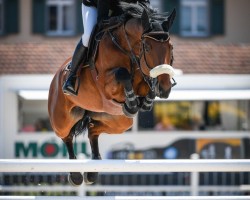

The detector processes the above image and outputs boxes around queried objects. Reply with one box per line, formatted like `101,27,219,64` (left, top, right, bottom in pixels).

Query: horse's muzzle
150,64,175,99
156,84,172,99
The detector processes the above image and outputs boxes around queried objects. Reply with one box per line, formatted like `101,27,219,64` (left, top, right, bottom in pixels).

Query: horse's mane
119,2,168,22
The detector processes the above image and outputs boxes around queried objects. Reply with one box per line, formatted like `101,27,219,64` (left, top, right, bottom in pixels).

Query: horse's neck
112,24,150,96
113,26,128,48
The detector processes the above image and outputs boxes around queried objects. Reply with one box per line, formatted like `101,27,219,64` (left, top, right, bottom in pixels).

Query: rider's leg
81,4,98,47
63,4,97,96
62,38,87,96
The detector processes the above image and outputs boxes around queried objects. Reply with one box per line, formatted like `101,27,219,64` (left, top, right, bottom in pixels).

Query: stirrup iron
64,76,80,96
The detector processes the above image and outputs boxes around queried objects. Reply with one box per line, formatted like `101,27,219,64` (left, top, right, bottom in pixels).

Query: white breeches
81,4,97,47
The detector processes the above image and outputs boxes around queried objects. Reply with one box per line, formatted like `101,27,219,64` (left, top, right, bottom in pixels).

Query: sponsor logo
15,141,87,158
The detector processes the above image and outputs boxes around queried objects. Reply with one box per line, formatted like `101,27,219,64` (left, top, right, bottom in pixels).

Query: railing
1,159,249,172
0,159,250,197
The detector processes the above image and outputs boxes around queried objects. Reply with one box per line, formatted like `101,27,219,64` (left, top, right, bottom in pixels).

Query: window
180,0,209,37
18,96,52,133
46,0,75,36
0,0,3,34
138,100,250,132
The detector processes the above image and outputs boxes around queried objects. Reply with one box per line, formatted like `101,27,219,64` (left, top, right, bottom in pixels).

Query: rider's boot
62,39,87,96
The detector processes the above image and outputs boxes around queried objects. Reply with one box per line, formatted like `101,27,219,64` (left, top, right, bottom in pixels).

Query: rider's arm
97,0,110,23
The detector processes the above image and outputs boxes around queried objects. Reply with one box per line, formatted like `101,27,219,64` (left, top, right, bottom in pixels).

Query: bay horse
48,3,176,185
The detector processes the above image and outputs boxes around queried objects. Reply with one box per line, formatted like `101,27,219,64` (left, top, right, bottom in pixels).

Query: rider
62,0,150,96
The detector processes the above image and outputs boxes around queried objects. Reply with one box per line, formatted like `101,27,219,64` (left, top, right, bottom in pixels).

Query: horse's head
122,4,176,98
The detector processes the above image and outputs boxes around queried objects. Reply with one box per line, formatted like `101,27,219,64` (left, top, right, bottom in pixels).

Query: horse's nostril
158,85,171,99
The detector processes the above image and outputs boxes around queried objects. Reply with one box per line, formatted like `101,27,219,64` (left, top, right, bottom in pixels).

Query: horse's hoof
122,104,138,118
68,172,83,186
83,172,99,185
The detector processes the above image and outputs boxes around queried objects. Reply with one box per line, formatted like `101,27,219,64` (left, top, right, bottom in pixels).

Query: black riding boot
63,39,87,96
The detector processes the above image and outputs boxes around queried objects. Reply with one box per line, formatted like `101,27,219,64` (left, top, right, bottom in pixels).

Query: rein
108,26,139,82
108,25,152,90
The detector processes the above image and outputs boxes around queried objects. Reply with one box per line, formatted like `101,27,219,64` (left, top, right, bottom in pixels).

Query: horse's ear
141,9,151,32
162,8,176,32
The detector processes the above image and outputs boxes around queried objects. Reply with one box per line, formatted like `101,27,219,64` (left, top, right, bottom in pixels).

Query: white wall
0,75,53,158
0,74,250,159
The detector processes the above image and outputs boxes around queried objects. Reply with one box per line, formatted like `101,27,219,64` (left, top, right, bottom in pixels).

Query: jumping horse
48,3,176,185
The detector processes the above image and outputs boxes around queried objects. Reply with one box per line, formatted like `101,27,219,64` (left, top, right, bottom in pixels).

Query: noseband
108,24,176,92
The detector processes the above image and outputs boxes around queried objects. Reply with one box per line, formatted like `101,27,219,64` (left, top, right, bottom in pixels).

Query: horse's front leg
115,67,139,117
62,133,83,186
139,89,156,112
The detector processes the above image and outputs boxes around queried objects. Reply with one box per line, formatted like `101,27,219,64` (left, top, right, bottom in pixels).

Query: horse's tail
72,113,90,137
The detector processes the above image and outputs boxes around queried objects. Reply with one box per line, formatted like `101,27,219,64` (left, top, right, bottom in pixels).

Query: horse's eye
144,43,151,53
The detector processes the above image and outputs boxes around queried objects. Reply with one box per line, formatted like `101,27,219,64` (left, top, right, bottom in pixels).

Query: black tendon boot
63,39,88,96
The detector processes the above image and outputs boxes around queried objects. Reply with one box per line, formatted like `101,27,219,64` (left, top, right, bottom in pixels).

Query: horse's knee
124,119,133,130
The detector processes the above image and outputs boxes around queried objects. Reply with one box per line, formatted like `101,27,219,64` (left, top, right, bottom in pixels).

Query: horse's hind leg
84,123,101,184
83,114,133,184
62,132,83,186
